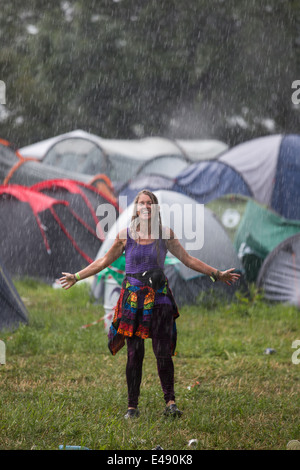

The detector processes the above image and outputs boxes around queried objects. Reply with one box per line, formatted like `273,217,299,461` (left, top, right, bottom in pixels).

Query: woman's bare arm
60,229,127,290
166,229,240,285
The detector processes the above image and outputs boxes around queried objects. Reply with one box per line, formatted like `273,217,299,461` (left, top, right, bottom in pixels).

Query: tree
0,0,298,148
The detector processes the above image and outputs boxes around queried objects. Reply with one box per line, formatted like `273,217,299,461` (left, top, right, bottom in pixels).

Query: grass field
0,278,299,451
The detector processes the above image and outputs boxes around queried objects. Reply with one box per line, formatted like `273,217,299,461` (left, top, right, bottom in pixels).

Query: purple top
125,228,172,306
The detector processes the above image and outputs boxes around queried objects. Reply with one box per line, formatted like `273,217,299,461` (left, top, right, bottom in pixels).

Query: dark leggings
126,305,175,408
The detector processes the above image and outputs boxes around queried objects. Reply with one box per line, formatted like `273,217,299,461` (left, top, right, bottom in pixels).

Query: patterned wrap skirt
108,277,179,356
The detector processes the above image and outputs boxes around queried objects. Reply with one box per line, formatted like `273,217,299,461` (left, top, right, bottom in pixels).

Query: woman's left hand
219,268,241,285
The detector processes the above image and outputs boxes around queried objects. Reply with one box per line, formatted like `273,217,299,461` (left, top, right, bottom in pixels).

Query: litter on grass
188,439,198,447
59,445,90,450
264,348,276,355
286,440,300,450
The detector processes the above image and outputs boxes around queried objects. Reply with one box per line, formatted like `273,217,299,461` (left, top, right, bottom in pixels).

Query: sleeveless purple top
125,228,171,305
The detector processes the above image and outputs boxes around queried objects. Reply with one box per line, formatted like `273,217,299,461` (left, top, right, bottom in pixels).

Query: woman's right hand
60,272,77,290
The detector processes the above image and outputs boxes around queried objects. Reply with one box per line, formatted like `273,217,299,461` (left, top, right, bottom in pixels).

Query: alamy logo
292,339,300,365
0,81,6,105
291,80,300,105
96,197,205,251
0,340,5,365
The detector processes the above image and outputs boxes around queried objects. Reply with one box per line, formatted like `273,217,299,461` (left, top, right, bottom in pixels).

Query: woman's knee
126,336,145,362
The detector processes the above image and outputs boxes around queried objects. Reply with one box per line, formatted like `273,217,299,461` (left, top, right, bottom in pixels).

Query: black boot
164,403,182,417
124,408,140,419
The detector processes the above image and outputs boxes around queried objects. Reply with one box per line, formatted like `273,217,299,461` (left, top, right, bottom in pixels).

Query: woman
60,189,240,419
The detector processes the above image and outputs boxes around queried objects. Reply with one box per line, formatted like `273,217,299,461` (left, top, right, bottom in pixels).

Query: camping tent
31,179,119,241
135,154,190,178
119,159,251,209
234,200,300,282
41,135,192,186
118,174,175,208
172,160,252,204
0,185,103,282
257,233,300,307
19,129,228,162
218,134,300,220
0,256,28,331
17,130,228,187
0,137,116,199
119,134,300,220
0,139,30,185
92,190,245,307
171,134,300,220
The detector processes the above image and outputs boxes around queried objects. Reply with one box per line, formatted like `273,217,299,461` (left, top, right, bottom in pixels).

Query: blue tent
119,134,300,221
118,161,251,208
218,134,300,220
270,135,300,220
173,160,252,203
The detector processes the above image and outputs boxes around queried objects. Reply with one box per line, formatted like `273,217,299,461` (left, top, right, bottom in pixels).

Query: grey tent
0,137,116,201
19,130,228,163
0,257,28,331
17,130,228,188
92,190,246,307
257,234,300,307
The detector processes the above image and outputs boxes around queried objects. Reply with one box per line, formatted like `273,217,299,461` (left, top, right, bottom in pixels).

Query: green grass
0,279,299,450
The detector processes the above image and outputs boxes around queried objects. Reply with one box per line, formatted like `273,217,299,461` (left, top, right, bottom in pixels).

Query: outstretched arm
60,229,127,290
166,230,240,285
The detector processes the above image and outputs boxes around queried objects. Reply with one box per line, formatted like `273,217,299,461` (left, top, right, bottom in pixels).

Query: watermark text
96,197,205,250
0,80,6,105
292,339,300,365
0,340,6,365
291,80,300,105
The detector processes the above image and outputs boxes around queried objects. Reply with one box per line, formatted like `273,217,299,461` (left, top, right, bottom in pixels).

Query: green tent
234,200,300,282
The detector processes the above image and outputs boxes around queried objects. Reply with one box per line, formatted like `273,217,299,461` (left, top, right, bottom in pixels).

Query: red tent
31,179,119,241
0,185,102,282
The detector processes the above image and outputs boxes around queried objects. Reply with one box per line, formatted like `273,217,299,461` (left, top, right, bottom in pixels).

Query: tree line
0,0,299,148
